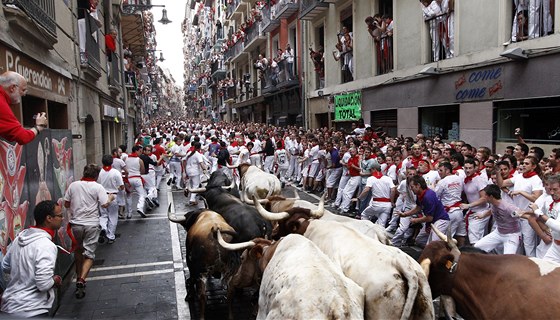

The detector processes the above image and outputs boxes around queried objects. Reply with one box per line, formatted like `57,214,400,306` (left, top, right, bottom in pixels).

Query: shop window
47,101,68,129
419,105,459,140
496,99,560,144
370,109,397,137
21,95,47,128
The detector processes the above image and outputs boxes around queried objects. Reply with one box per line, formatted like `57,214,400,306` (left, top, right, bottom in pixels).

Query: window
370,109,397,137
510,1,554,42
337,6,353,83
421,0,454,62
496,98,560,144
419,105,459,140
311,25,325,89
374,0,393,75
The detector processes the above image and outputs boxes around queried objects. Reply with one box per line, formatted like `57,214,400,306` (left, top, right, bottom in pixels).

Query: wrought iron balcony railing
4,0,57,36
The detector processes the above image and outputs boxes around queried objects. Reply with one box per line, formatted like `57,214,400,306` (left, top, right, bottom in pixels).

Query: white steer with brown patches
271,210,434,320
219,233,365,320
229,163,282,204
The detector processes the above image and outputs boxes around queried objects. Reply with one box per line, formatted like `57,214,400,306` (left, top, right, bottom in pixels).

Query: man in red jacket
0,71,48,144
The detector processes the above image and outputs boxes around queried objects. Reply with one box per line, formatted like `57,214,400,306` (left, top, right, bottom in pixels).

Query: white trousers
100,201,119,240
128,177,145,214
339,176,361,212
416,219,451,247
334,174,351,207
474,229,521,255
466,212,491,245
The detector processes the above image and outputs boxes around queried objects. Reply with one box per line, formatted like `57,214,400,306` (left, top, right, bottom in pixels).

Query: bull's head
253,193,325,221
418,224,461,298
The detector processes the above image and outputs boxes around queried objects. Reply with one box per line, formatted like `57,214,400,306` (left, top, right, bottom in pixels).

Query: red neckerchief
30,226,56,239
372,171,383,179
464,172,480,184
396,162,402,171
417,189,428,202
549,199,560,212
523,171,538,179
102,165,112,172
432,160,440,168
231,141,238,147
128,152,138,158
81,177,96,182
410,155,422,167
509,168,516,178
452,166,463,175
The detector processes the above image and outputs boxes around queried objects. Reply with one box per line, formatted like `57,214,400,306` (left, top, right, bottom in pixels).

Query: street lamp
121,1,172,24
147,50,166,62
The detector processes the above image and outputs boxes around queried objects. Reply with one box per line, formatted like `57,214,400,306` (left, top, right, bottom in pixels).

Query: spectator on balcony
78,0,102,65
420,0,443,62
515,10,529,42
105,28,117,78
275,48,285,82
0,71,48,145
365,15,382,42
283,44,295,81
309,45,325,88
332,26,354,81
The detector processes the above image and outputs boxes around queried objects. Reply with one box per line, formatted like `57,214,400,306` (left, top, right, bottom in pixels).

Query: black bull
188,171,272,242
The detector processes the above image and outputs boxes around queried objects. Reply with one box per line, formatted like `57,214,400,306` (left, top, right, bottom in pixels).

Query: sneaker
281,182,286,188
98,230,106,244
108,239,115,244
137,210,146,218
152,199,160,207
75,278,86,299
172,177,177,185
145,198,155,208
167,178,172,186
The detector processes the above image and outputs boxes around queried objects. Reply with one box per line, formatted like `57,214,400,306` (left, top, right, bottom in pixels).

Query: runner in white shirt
98,155,124,243
460,159,491,245
356,163,396,227
125,145,147,218
273,140,289,187
391,167,418,246
435,161,466,246
497,155,544,257
185,142,208,206
167,136,184,188
333,145,351,209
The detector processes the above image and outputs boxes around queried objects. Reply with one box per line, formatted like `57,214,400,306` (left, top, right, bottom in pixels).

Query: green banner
334,92,361,121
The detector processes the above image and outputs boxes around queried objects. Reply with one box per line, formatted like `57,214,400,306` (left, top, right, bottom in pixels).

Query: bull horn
293,190,300,200
221,179,236,190
217,230,256,251
431,223,458,245
187,186,207,194
309,192,326,218
419,258,431,278
253,195,290,221
167,203,186,223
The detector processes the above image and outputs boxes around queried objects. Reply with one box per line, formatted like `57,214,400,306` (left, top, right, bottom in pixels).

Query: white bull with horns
227,163,282,204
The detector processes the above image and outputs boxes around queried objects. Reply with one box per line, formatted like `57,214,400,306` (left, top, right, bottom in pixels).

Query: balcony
226,0,245,19
299,0,328,21
108,53,121,93
375,35,393,75
79,10,101,78
230,40,247,64
261,5,280,33
425,12,452,62
3,0,57,47
275,0,299,19
244,22,266,53
211,60,227,79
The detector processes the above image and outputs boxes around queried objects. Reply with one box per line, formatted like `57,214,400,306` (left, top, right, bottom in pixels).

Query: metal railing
80,10,101,71
109,53,121,86
244,22,261,45
226,0,240,18
425,12,452,62
375,35,393,75
4,0,56,36
231,39,244,58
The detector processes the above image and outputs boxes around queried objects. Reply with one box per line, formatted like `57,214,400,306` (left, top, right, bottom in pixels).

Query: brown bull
419,225,560,319
168,207,236,320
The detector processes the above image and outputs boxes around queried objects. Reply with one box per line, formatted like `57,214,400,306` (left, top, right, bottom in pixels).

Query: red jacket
105,34,116,53
0,87,36,145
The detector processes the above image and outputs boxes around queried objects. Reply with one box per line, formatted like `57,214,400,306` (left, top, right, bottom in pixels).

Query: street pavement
53,180,424,319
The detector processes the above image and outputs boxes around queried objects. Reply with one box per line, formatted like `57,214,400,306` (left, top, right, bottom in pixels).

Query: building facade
301,0,559,152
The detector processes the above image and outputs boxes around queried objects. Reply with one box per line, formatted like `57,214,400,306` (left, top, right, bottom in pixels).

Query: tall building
300,0,559,152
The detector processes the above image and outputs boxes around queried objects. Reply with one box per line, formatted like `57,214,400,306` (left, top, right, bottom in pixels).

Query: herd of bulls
168,164,560,320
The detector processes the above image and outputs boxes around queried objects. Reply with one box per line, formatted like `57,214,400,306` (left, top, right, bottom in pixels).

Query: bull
218,232,365,320
268,208,434,320
187,171,272,242
419,224,560,319
227,163,281,204
257,194,390,244
167,207,237,320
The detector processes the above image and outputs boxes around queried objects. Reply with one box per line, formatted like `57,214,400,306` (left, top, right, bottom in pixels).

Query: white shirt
186,151,205,176
64,180,109,226
463,174,490,212
366,175,395,207
275,149,289,169
97,168,124,194
435,174,463,207
510,174,544,210
111,158,126,173
423,170,441,189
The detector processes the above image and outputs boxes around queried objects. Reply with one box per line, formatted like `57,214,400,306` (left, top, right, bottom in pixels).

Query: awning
121,14,146,59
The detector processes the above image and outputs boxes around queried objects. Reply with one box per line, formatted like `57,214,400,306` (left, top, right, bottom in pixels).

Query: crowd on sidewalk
2,113,560,317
